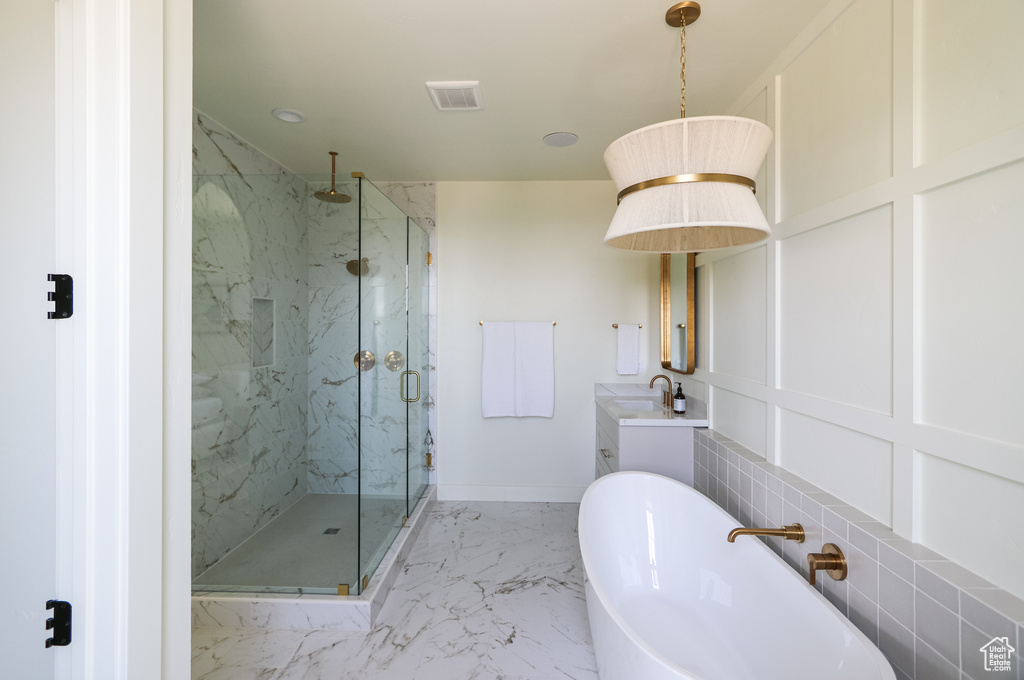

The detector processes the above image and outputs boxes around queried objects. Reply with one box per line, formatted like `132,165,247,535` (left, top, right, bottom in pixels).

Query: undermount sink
614,399,661,411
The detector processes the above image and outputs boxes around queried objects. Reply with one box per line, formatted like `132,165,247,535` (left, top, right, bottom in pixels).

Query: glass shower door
407,221,430,513
357,179,409,591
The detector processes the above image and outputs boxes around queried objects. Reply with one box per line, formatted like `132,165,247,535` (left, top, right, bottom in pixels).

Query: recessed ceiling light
543,132,578,147
272,108,306,124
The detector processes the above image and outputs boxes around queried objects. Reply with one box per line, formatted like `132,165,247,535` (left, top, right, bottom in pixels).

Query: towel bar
480,321,556,326
612,324,642,329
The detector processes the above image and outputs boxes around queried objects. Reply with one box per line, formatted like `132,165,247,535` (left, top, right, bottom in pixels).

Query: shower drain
323,528,340,535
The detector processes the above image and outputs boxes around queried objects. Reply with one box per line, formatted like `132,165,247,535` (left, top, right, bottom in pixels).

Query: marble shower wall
191,109,438,579
306,180,437,497
376,183,438,494
192,113,310,578
306,184,360,494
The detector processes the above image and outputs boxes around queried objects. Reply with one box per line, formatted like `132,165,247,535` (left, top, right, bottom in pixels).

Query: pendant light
603,2,773,252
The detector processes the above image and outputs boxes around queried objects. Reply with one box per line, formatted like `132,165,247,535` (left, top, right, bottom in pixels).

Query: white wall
688,0,1024,598
436,181,660,502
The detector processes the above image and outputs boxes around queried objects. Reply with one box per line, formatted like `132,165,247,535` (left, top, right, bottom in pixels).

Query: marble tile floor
192,501,598,680
194,494,407,592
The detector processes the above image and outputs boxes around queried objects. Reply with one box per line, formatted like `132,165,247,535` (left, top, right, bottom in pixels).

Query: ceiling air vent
425,81,484,111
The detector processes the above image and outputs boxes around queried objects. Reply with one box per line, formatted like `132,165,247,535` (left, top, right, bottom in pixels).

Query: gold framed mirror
660,253,695,374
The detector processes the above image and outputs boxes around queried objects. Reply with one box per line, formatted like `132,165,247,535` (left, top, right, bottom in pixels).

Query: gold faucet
807,543,847,586
649,374,673,409
727,523,805,543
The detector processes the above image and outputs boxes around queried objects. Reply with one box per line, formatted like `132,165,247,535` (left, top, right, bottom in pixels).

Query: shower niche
252,297,275,368
191,114,432,599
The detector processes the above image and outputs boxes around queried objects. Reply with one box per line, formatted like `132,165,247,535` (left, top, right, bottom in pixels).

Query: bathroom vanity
594,386,707,485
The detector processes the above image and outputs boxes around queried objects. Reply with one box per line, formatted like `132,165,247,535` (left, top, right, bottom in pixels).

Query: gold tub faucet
807,543,848,586
727,523,805,543
649,374,673,409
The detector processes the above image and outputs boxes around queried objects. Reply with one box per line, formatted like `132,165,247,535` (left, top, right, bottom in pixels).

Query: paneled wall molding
725,0,861,134
909,127,1024,193
694,128,1024,261
704,364,771,400
695,429,1024,680
704,368,770,401
914,425,1024,487
775,390,896,442
688,0,1024,599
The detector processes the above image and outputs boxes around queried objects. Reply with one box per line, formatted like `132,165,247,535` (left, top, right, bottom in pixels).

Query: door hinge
47,274,73,319
45,600,71,648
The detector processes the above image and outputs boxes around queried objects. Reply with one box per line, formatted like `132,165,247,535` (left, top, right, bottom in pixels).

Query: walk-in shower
191,115,431,596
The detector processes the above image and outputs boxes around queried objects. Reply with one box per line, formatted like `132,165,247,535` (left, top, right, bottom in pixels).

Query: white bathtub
578,472,895,680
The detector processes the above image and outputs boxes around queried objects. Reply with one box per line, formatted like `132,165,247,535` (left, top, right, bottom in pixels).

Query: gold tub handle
400,370,421,403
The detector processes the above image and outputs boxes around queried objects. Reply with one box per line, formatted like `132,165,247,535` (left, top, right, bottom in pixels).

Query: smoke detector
425,81,484,111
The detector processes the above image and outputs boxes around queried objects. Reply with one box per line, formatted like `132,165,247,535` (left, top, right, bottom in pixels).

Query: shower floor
193,494,407,593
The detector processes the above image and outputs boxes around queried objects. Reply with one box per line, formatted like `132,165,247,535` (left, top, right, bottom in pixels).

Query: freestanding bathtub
579,472,896,680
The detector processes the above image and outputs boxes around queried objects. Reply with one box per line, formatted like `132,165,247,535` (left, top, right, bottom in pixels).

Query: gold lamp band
616,172,756,205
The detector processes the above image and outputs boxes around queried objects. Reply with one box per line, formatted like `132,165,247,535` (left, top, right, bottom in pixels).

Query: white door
0,0,61,676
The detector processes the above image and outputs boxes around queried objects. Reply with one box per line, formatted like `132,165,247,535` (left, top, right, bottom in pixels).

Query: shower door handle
400,370,420,403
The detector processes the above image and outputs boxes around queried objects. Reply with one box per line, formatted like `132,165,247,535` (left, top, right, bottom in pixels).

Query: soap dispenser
673,383,686,415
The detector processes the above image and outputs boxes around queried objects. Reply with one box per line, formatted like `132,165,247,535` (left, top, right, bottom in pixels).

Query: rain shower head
313,151,352,204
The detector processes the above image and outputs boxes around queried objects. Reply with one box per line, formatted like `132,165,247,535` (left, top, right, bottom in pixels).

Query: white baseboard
437,484,588,503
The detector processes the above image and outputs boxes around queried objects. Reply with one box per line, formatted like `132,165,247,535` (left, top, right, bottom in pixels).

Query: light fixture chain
680,10,686,119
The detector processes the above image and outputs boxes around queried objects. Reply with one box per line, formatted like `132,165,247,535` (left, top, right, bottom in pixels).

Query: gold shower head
313,151,352,204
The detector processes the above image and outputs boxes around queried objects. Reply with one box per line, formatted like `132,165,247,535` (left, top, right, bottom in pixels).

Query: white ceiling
194,0,831,182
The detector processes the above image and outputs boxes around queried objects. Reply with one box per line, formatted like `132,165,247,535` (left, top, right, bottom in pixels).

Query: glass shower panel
407,220,430,513
306,175,360,595
357,179,409,590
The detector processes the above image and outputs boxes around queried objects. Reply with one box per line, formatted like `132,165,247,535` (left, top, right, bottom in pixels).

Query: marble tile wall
377,183,437,492
306,180,437,496
192,110,438,580
305,185,360,494
693,428,1024,680
192,112,310,578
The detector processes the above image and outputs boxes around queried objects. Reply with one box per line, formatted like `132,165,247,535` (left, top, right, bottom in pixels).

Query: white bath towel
616,324,641,375
481,322,517,417
513,321,555,418
481,321,555,418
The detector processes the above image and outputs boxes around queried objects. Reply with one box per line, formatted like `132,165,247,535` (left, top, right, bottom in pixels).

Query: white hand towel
482,322,516,417
513,321,555,418
616,324,640,375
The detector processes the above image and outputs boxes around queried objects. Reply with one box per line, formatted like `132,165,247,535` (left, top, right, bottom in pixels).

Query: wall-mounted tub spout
727,523,805,543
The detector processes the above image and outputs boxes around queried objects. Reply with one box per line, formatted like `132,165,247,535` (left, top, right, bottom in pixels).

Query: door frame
56,0,192,676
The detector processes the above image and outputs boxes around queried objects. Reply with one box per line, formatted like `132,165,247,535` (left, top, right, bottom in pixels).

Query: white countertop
595,392,708,428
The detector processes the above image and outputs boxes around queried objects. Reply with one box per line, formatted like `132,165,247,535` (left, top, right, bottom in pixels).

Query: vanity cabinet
594,393,707,486
595,421,619,478
595,417,694,485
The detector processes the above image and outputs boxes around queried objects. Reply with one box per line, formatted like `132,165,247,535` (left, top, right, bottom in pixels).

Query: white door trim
162,0,195,677
58,0,170,677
